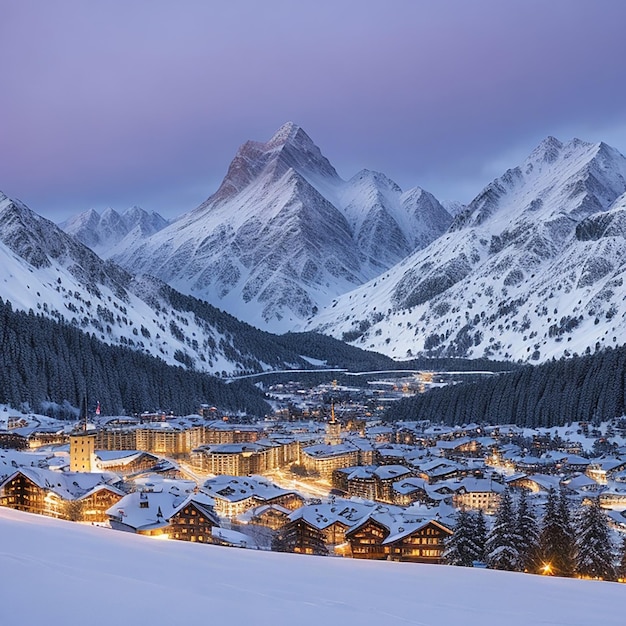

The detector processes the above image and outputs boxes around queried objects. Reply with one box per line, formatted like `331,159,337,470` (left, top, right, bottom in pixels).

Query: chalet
168,493,220,543
242,503,293,530
0,431,27,450
412,458,466,483
451,477,505,514
346,516,390,560
383,519,453,563
346,511,453,564
392,478,455,507
374,465,414,503
506,473,561,493
435,437,487,459
586,458,626,485
279,500,373,554
562,473,601,494
94,450,160,476
201,475,303,518
107,488,185,537
333,466,377,500
0,467,124,522
191,441,282,476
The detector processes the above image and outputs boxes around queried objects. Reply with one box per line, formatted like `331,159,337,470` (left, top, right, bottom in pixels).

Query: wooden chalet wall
386,521,452,564
169,502,219,543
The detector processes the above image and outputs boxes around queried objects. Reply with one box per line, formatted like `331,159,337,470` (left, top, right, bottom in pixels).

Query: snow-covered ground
0,507,623,626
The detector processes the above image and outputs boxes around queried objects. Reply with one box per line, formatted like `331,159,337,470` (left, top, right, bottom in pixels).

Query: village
1,376,626,569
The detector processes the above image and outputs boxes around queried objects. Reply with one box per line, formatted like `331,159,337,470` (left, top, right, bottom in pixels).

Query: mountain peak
266,121,306,148
528,135,563,164
208,123,340,205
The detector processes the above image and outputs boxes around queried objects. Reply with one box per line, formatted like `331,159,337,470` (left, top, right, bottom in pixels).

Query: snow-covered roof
106,490,184,532
0,466,123,500
452,477,506,494
290,500,375,530
201,475,296,503
302,442,358,459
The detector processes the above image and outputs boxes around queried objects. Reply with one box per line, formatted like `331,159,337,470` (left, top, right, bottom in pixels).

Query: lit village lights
1,381,626,578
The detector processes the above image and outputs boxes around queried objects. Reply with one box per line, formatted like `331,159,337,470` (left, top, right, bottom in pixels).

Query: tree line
0,297,270,417
446,488,625,580
384,345,626,427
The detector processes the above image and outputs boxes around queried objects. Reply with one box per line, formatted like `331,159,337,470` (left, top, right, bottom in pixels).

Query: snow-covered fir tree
516,488,540,572
444,508,480,567
474,508,488,564
576,498,616,580
538,487,577,577
486,489,520,571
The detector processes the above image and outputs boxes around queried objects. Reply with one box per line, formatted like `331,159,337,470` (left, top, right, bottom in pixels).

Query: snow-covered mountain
0,191,365,376
60,206,169,257
110,122,451,332
309,137,626,363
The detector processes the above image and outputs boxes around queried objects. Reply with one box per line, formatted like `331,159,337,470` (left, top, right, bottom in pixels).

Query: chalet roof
346,503,454,541
0,449,60,481
106,490,185,532
344,466,377,480
382,518,453,545
563,474,599,491
169,493,219,525
452,477,506,494
302,442,358,459
520,474,562,491
238,502,293,523
204,442,270,455
288,500,373,531
435,436,473,450
201,475,296,503
392,477,428,495
0,467,123,501
374,465,412,481
95,450,158,467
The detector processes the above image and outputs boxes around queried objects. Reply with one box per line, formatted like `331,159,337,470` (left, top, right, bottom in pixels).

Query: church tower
70,395,96,472
325,399,342,446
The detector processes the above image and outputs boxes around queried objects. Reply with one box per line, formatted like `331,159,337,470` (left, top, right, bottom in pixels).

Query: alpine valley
2,123,625,413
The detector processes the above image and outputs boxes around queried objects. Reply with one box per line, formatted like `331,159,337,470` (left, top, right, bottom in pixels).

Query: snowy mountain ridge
309,137,626,363
60,205,169,257
107,123,452,332
0,192,347,376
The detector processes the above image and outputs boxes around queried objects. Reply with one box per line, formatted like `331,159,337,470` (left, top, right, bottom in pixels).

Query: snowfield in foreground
0,508,623,626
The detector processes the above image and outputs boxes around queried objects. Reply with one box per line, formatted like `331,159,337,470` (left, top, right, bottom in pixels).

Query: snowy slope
60,205,169,257
309,137,626,362
1,507,624,626
111,123,451,332
0,192,328,376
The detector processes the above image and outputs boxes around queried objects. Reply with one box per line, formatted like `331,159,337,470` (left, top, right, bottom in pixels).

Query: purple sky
2,0,626,222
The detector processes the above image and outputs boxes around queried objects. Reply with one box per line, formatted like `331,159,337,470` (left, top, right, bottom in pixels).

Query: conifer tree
444,508,479,567
538,487,576,577
486,489,521,571
473,508,488,564
516,488,540,572
576,498,616,580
